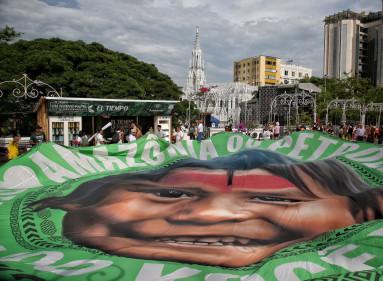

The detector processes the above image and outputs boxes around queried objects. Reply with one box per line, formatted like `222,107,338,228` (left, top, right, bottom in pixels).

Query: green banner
47,99,176,116
0,131,383,281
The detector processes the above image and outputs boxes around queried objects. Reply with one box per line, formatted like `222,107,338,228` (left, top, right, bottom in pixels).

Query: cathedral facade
183,27,256,127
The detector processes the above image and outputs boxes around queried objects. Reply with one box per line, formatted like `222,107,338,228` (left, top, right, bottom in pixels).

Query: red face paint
158,169,295,192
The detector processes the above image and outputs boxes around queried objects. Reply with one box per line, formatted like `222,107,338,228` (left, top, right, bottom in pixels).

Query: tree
0,26,21,42
300,76,383,124
172,100,200,128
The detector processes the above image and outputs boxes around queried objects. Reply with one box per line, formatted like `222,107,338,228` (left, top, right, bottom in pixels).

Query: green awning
46,98,177,116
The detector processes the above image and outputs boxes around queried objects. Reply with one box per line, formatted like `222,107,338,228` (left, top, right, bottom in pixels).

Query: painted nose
169,195,249,223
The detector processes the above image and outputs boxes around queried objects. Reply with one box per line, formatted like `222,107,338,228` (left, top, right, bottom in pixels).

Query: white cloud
0,0,381,86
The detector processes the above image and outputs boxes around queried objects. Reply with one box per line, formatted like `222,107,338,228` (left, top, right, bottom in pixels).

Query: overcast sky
0,0,381,87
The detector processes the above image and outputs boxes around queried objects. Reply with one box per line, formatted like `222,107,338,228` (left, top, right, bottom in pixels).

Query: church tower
185,26,206,96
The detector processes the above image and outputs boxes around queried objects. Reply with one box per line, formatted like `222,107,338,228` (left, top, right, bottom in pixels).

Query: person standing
156,125,165,139
188,123,196,140
355,124,365,142
95,129,105,146
30,126,46,147
175,127,184,143
118,128,125,144
273,122,280,139
7,133,21,160
197,120,204,141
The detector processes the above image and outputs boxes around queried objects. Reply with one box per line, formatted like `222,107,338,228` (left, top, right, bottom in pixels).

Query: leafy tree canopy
0,26,21,42
0,37,182,104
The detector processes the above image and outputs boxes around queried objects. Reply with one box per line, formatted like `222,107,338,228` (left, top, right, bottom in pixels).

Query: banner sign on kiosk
1,131,383,281
47,98,176,116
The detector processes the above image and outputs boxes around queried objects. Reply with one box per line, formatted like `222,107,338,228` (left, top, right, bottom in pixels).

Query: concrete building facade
281,64,312,84
323,8,383,86
233,56,281,86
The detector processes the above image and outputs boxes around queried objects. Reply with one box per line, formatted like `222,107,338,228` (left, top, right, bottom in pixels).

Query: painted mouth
152,236,267,246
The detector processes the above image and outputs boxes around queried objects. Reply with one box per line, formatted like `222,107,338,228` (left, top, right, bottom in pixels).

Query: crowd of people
7,119,381,162
312,123,383,144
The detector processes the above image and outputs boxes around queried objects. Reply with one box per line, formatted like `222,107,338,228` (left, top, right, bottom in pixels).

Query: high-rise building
184,26,206,96
323,6,383,86
233,56,281,86
281,63,312,84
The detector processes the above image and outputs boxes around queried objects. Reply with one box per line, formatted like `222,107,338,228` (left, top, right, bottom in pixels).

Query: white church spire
185,26,206,96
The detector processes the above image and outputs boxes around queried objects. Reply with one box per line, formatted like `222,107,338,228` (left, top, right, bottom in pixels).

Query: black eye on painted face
153,189,195,198
249,196,301,204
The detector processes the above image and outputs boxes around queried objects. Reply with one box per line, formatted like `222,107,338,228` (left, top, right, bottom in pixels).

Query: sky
0,0,381,87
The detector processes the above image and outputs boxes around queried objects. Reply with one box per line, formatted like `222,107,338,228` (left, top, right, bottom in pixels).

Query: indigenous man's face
63,168,359,267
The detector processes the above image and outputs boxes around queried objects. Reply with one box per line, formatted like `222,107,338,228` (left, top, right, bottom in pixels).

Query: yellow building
233,55,281,86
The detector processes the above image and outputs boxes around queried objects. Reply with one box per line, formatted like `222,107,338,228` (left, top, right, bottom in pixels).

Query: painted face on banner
60,167,360,267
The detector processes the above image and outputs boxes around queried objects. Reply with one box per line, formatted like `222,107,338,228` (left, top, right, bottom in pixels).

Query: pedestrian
131,122,142,139
7,133,21,160
175,126,184,143
197,120,204,141
127,130,136,142
156,125,165,139
188,123,196,140
30,125,46,147
79,131,89,147
355,124,365,142
273,122,280,139
95,129,105,146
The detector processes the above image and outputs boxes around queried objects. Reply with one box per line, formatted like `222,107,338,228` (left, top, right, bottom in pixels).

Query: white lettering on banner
368,227,383,237
288,133,314,160
308,136,338,160
185,140,197,158
93,146,108,156
274,262,325,281
0,165,41,189
118,143,147,167
166,143,189,158
0,251,112,276
346,148,383,162
0,166,41,204
227,135,244,153
53,145,105,175
95,156,128,170
200,140,219,160
135,264,200,281
205,273,239,281
328,143,360,158
240,274,265,281
142,141,165,166
245,138,262,149
319,244,375,271
29,152,79,183
267,136,293,151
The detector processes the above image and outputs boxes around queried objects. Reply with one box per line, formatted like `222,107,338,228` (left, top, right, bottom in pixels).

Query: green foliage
0,26,21,42
0,37,182,102
300,76,383,124
172,100,200,128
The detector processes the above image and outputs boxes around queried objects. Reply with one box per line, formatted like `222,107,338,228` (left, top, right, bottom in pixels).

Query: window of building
299,72,302,78
272,62,276,66
266,61,272,65
284,70,288,76
292,71,296,77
